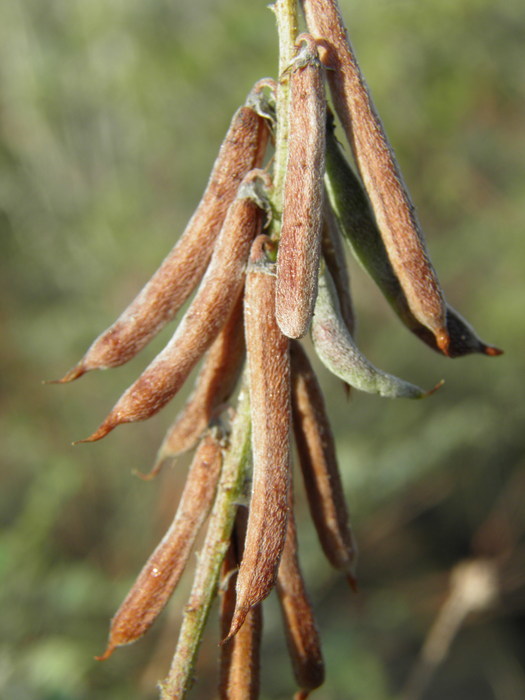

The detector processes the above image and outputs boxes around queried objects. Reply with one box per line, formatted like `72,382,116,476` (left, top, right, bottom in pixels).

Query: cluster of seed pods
58,1,501,698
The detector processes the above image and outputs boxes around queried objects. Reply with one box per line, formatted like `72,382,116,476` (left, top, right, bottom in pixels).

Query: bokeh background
1,1,524,698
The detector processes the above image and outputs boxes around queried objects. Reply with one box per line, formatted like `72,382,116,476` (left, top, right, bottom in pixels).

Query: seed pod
80,171,268,443
321,198,355,336
96,433,222,661
301,0,449,352
59,104,268,383
325,119,502,358
276,34,326,339
277,481,324,697
227,235,291,639
148,293,245,477
291,341,357,581
311,268,435,398
219,511,262,700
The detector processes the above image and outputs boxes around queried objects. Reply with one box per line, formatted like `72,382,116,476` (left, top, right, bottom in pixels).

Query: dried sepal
291,341,357,582
227,235,291,639
301,0,449,352
96,432,223,661
59,103,268,383
148,293,245,478
325,120,502,358
276,33,326,339
277,482,324,698
312,268,437,398
80,170,268,443
219,511,262,700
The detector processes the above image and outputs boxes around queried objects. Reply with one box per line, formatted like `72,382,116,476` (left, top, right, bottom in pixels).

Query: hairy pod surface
276,34,326,339
321,198,355,336
59,104,268,383
301,0,448,351
325,122,502,358
277,483,325,697
96,434,222,660
312,269,430,398
291,341,357,581
150,293,245,476
219,512,262,700
82,171,266,443
228,235,291,639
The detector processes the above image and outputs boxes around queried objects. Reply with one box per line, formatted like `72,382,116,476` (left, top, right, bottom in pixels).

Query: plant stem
270,0,299,241
159,385,252,699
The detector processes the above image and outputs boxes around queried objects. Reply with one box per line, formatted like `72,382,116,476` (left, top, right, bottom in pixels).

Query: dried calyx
57,1,501,698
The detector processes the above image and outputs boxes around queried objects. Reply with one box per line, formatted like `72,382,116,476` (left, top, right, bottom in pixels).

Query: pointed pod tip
420,379,445,399
484,344,503,357
294,691,311,700
435,329,451,357
132,454,171,481
95,644,115,662
221,606,249,645
347,573,359,593
52,362,88,384
73,418,117,445
48,363,87,384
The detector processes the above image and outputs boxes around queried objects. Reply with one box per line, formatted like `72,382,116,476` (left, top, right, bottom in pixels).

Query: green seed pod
311,268,434,399
301,0,449,352
325,118,502,358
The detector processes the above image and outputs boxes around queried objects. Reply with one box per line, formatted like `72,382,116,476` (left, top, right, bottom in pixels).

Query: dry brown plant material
324,116,502,359
277,486,324,698
301,0,449,353
276,33,326,339
58,104,268,383
228,235,291,639
149,293,245,477
219,512,262,700
80,171,266,443
291,341,358,582
96,433,222,661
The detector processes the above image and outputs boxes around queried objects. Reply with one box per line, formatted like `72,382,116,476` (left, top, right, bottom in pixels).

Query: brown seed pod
80,171,268,443
96,433,222,661
147,293,245,478
227,235,291,639
219,511,263,700
277,483,325,697
58,103,268,383
276,33,326,339
291,341,358,582
324,118,502,358
301,0,449,352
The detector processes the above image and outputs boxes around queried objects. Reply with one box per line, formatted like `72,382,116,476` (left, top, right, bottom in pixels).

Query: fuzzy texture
311,269,429,398
321,197,355,336
96,434,222,660
59,105,268,382
301,0,448,351
150,294,245,475
325,120,502,358
82,172,264,442
219,512,262,700
276,34,326,339
276,484,325,697
291,341,357,580
228,235,291,639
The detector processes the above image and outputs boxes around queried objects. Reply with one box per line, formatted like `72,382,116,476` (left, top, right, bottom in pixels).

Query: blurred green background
1,1,524,698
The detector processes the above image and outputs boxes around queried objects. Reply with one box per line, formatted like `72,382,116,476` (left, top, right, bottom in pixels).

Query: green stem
158,384,252,699
270,0,299,241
